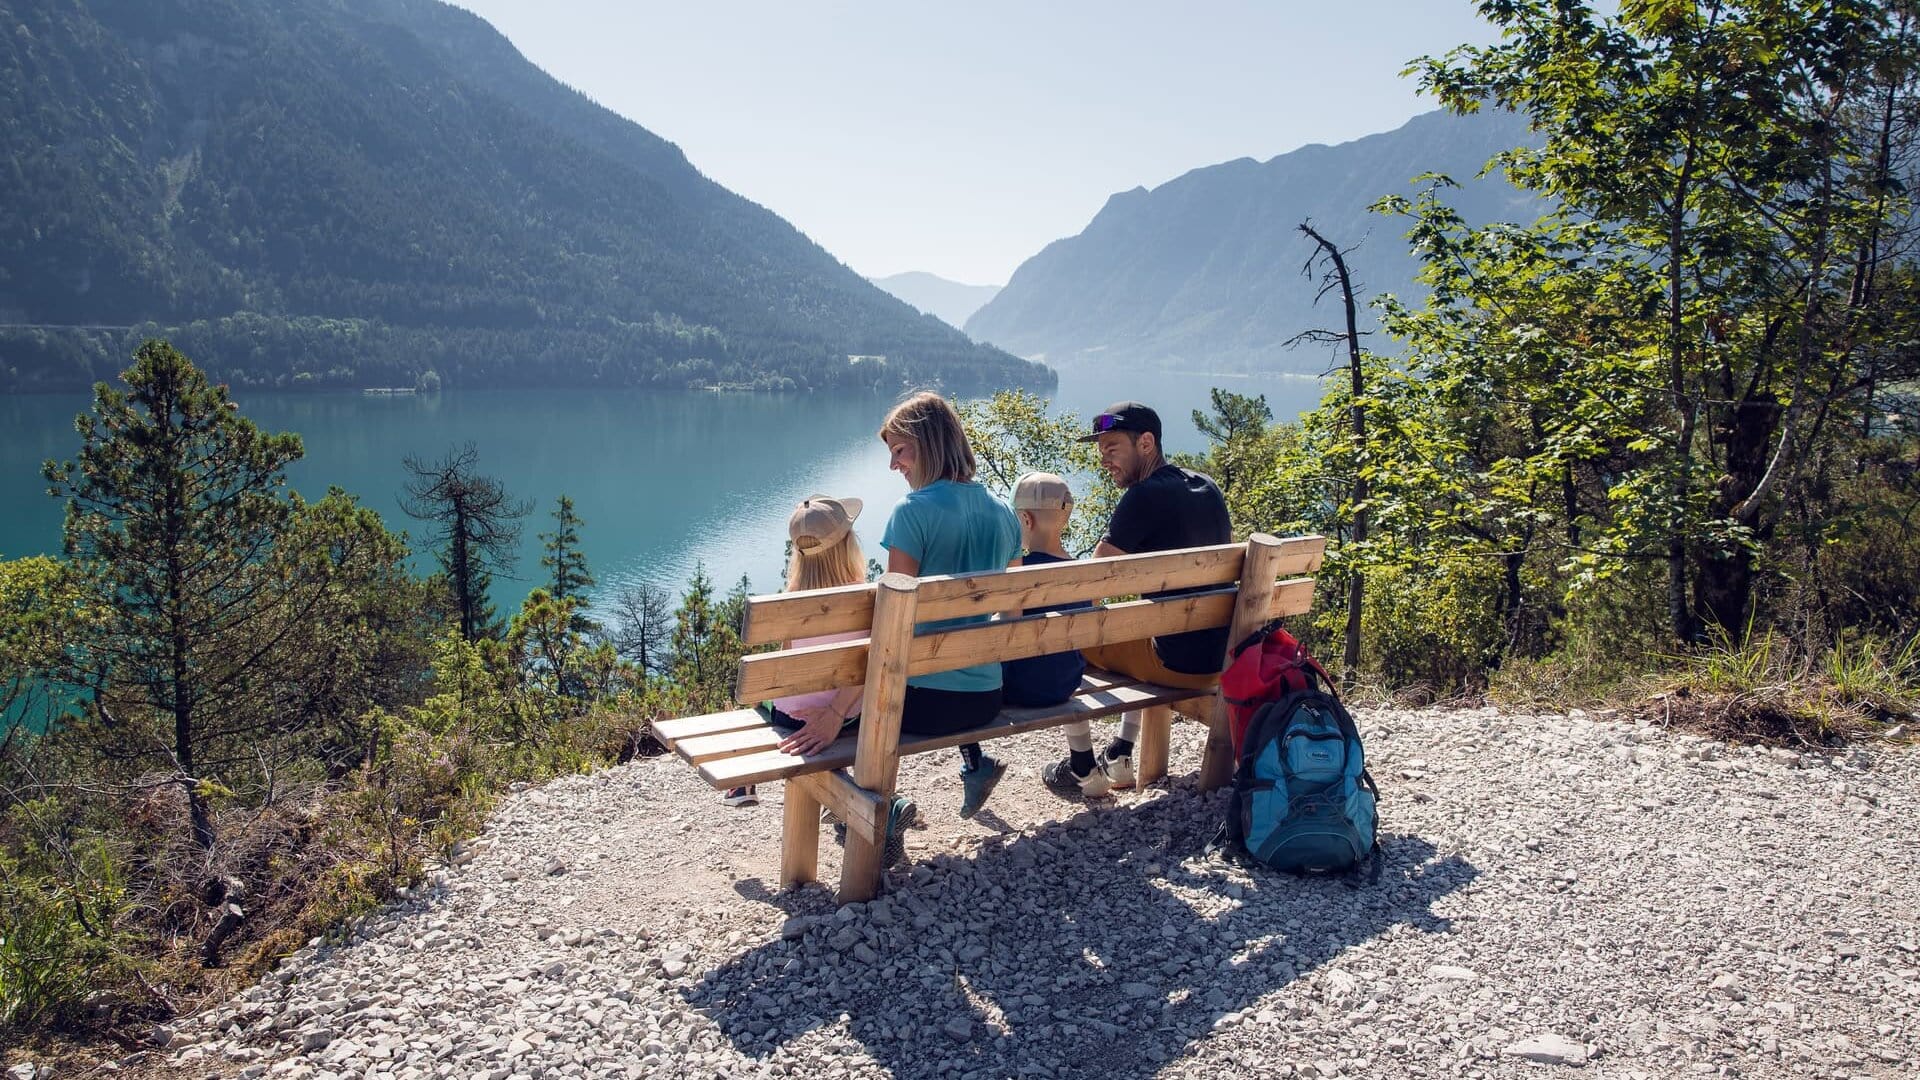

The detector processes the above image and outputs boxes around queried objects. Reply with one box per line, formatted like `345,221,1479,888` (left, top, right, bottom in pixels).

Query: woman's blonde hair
787,531,866,593
878,391,977,487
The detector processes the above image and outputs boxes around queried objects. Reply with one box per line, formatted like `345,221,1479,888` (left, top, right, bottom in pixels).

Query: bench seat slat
693,676,1197,789
674,669,1156,765
659,670,1148,762
651,709,766,746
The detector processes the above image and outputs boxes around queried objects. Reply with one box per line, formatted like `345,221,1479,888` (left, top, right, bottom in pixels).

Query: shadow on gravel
688,791,1475,1080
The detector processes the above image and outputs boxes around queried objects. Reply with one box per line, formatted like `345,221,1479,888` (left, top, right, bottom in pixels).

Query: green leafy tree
670,564,742,712
1187,388,1275,504
273,490,441,774
506,589,621,711
400,444,528,642
43,340,306,855
0,556,92,748
1405,0,1920,643
958,390,1119,555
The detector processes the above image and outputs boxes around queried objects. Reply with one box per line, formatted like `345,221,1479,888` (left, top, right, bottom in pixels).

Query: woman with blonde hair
874,391,1022,858
723,494,868,807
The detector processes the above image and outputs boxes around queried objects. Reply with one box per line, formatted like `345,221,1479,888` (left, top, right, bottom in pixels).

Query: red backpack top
1218,620,1336,756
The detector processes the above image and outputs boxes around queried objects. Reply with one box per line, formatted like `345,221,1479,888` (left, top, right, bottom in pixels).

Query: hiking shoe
1101,750,1137,789
832,796,916,867
883,795,917,868
1042,757,1113,799
958,756,1006,819
722,786,758,807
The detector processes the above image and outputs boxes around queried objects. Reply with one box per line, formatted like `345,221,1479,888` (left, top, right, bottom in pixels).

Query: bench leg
781,781,821,888
1199,695,1236,793
838,828,884,903
1136,705,1173,789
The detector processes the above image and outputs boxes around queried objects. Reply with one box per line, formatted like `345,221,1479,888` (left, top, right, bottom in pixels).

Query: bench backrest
736,531,1323,811
735,533,1325,702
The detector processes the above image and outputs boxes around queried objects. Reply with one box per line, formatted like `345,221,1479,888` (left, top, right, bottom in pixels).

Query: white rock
1505,1034,1590,1066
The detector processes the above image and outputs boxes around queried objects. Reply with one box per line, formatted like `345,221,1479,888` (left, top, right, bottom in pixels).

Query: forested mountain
0,0,1050,392
966,108,1540,373
870,272,1002,332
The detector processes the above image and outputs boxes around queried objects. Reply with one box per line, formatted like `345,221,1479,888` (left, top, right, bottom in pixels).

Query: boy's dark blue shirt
1001,551,1090,707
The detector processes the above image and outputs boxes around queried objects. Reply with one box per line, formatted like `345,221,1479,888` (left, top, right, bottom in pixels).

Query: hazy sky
447,2,1502,285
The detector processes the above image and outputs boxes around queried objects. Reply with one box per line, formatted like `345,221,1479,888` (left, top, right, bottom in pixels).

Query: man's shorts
1079,639,1221,692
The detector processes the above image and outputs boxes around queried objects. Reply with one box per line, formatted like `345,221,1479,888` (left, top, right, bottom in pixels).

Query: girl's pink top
767,630,865,717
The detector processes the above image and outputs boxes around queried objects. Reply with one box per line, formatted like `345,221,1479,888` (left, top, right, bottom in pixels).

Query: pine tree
44,340,305,856
539,494,595,630
669,563,741,711
400,443,528,642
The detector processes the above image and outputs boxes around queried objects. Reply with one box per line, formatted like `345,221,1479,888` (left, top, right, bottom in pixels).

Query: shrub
0,835,128,1032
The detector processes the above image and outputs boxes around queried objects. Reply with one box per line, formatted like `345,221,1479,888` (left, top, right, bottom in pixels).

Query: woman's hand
778,705,844,757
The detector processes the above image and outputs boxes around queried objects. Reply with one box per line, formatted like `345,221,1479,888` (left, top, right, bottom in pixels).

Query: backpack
1216,621,1379,876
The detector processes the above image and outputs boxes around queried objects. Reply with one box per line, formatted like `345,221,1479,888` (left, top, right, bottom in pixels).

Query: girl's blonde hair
787,531,866,592
878,391,976,488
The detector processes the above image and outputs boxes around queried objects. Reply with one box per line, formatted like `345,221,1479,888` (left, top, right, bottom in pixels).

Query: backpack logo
1216,622,1379,876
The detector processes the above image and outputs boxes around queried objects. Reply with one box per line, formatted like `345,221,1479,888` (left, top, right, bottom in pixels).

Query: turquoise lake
0,368,1328,608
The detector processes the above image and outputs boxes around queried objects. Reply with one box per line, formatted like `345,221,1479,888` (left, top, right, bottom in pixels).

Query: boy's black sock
960,743,984,771
1105,737,1134,760
1069,748,1097,777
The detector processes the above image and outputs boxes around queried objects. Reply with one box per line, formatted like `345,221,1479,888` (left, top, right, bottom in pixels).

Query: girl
877,392,1022,842
723,494,867,806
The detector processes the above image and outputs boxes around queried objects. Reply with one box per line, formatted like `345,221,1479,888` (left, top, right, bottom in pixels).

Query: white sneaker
1042,758,1114,799
1101,751,1136,789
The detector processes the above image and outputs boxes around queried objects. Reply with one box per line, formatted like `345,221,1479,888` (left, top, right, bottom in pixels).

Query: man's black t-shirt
1103,464,1233,674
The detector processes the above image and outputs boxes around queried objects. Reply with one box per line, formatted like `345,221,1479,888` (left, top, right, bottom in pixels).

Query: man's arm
1093,539,1128,559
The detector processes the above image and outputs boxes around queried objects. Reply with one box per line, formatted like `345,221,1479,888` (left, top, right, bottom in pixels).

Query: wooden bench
652,531,1325,903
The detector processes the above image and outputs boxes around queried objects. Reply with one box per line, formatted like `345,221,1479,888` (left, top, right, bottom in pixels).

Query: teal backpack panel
1229,689,1379,875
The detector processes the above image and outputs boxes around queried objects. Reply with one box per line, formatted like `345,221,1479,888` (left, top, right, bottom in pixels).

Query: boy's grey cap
1012,472,1073,511
789,494,862,551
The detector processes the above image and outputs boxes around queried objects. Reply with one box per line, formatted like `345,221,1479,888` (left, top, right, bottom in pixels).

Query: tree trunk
1666,141,1703,645
1694,395,1780,635
451,503,474,641
1299,223,1368,688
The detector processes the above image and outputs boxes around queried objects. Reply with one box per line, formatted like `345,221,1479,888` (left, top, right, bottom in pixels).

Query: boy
999,473,1105,796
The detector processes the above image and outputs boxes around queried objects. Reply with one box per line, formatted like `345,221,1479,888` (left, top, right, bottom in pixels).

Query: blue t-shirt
880,479,1022,692
1001,551,1090,707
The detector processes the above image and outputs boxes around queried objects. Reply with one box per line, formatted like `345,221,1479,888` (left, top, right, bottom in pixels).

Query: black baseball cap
1077,401,1162,443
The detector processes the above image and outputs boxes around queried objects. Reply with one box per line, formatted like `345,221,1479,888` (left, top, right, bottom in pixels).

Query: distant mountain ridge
966,108,1541,374
869,272,1002,332
0,0,1049,393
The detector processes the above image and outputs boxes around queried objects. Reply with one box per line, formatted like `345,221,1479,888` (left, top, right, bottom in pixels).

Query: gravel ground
125,707,1915,1080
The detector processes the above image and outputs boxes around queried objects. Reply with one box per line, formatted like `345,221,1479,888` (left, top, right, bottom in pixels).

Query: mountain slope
870,272,1002,332
965,108,1539,373
0,0,1049,392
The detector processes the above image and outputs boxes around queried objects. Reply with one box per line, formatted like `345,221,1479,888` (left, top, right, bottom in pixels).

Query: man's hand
777,705,844,757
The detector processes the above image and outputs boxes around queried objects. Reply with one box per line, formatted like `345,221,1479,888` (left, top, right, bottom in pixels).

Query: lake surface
0,369,1328,608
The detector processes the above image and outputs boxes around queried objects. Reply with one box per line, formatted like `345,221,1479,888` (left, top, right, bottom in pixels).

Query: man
1043,401,1233,797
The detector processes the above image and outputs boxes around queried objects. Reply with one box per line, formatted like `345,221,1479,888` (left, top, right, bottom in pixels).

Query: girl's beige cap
1012,472,1073,510
789,494,863,550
